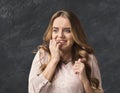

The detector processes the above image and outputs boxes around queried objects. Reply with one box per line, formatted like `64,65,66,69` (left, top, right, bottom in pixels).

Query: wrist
82,79,93,93
83,79,90,85
50,59,59,65
80,76,90,85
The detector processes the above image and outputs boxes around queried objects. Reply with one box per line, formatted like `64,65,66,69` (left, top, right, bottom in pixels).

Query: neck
60,50,72,63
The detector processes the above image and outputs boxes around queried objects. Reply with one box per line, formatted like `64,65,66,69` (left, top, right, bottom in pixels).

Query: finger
73,64,80,70
51,39,57,47
78,58,82,63
74,64,80,68
81,58,86,62
75,58,82,63
74,62,85,70
74,61,81,67
73,67,80,71
56,42,61,49
74,62,81,68
74,69,80,73
73,69,80,74
74,60,78,64
49,40,52,48
75,60,80,65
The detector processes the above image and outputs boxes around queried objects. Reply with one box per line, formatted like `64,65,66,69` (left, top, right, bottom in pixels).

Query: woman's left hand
72,58,88,81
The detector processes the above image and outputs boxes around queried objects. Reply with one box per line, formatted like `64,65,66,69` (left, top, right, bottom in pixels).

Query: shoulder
88,54,98,66
88,54,97,61
32,48,50,65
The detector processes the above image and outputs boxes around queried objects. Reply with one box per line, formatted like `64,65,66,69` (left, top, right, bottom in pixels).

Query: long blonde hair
38,10,100,91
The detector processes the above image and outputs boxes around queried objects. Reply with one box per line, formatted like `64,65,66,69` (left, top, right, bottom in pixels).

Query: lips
56,40,67,45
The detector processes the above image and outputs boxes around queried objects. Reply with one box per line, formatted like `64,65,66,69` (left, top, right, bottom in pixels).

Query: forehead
52,17,71,27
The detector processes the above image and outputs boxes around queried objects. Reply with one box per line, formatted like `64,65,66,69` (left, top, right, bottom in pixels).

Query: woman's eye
53,29,58,33
63,29,70,33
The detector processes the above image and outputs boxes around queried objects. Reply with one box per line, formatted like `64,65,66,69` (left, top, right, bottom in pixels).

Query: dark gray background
0,0,120,93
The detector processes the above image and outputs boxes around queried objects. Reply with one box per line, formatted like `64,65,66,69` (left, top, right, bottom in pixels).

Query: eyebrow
53,27,71,29
53,27,58,29
63,27,71,30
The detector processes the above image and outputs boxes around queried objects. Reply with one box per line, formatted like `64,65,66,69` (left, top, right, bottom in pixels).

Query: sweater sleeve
88,54,104,93
28,49,51,93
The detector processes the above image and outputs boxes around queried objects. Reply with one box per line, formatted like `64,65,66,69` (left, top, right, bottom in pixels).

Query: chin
59,46,70,51
59,45,65,50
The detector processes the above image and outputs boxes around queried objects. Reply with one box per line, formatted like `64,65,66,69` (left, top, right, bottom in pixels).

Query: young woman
28,10,104,93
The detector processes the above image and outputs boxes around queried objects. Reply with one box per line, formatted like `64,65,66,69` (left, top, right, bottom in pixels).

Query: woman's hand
49,39,61,63
41,39,61,81
73,59,93,93
72,58,88,81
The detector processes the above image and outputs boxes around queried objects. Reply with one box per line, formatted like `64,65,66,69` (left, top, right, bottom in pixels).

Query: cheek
68,38,74,45
70,40,74,46
51,33,56,39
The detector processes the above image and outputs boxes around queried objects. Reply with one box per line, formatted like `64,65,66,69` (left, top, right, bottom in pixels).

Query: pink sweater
28,49,104,93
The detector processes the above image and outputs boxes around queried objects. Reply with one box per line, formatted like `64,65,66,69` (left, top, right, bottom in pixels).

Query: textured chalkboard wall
0,0,120,93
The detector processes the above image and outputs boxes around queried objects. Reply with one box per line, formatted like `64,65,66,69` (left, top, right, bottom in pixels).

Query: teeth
60,41,65,43
56,40,66,44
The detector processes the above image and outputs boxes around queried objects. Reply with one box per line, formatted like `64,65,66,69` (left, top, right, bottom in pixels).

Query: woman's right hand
49,39,61,63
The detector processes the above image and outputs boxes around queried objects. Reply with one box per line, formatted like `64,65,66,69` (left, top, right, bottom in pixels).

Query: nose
58,30,64,38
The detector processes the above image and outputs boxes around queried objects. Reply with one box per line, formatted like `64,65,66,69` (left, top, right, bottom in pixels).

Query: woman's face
52,16,74,51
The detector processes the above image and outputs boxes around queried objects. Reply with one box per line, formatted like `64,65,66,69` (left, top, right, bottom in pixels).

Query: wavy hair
38,10,100,91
